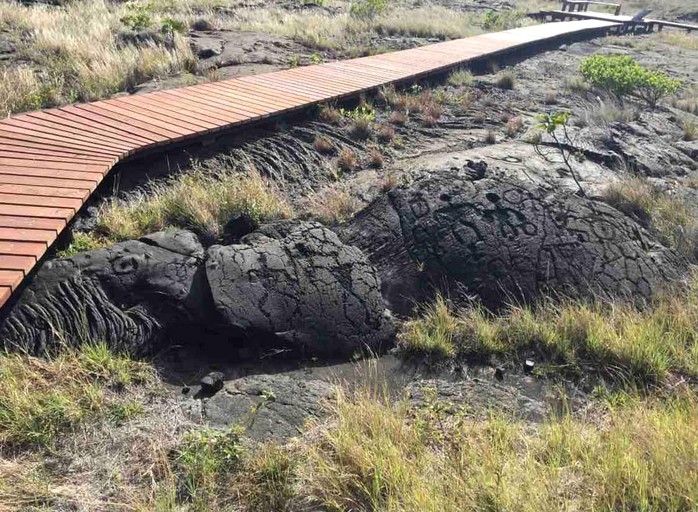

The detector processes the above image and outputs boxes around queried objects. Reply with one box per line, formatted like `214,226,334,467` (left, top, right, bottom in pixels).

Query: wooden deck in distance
0,19,619,311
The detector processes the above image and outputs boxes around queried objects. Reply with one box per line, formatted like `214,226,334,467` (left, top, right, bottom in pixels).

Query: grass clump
682,117,697,141
174,426,244,510
602,178,698,258
399,280,698,386
0,343,153,448
294,389,698,512
337,147,359,173
302,184,362,225
313,134,335,154
495,71,515,90
56,232,109,257
97,165,292,242
447,69,474,87
504,115,524,137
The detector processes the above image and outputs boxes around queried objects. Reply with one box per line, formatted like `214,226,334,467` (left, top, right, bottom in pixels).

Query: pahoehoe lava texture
337,168,686,313
0,222,394,356
206,221,395,355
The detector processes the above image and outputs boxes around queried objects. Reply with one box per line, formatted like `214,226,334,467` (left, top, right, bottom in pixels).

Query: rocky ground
1,3,698,510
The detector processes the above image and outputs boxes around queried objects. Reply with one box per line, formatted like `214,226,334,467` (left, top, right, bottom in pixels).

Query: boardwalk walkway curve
0,19,619,311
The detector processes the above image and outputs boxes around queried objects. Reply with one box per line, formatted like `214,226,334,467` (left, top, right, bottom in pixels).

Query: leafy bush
350,0,388,19
161,18,186,37
579,54,682,108
120,1,152,31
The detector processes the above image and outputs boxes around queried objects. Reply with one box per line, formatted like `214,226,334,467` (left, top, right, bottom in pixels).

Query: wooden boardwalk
0,19,618,310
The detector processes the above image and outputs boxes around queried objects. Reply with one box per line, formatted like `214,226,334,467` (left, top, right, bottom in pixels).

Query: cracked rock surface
207,220,395,356
1,222,394,356
338,167,686,313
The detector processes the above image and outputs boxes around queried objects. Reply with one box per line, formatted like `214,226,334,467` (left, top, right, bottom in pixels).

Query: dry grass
389,110,408,125
97,163,293,242
0,0,195,116
348,117,373,140
447,68,474,87
602,178,698,259
377,124,396,143
658,31,698,51
495,71,515,90
682,117,697,141
301,183,362,225
229,5,531,51
367,147,384,168
293,388,698,512
0,343,153,449
336,147,359,173
313,134,335,154
504,115,524,137
400,278,698,385
583,102,638,126
319,104,342,123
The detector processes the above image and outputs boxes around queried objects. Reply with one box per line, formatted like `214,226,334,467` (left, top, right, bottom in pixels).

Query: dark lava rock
206,220,395,356
1,223,395,357
200,371,225,394
0,230,206,354
338,168,685,314
201,373,333,441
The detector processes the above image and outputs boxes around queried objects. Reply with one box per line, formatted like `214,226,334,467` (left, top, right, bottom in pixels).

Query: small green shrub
120,1,152,31
339,105,376,122
56,232,109,257
579,54,682,108
175,427,244,507
161,18,186,37
350,0,388,19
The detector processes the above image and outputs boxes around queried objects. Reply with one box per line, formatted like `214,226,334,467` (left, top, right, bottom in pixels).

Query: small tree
579,54,682,108
534,111,586,197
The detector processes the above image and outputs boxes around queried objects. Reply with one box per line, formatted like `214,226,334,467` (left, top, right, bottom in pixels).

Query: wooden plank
0,204,75,221
0,150,115,166
0,216,65,233
0,158,108,173
27,111,147,149
86,101,194,139
0,128,124,158
0,172,100,190
46,108,155,145
110,96,219,132
74,104,183,141
0,286,11,306
0,255,38,273
0,184,89,200
0,193,83,210
0,227,57,244
1,117,134,153
60,105,164,144
0,270,25,291
0,240,47,257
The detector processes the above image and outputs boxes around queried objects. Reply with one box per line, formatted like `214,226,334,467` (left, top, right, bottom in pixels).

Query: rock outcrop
338,167,685,313
0,222,394,356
